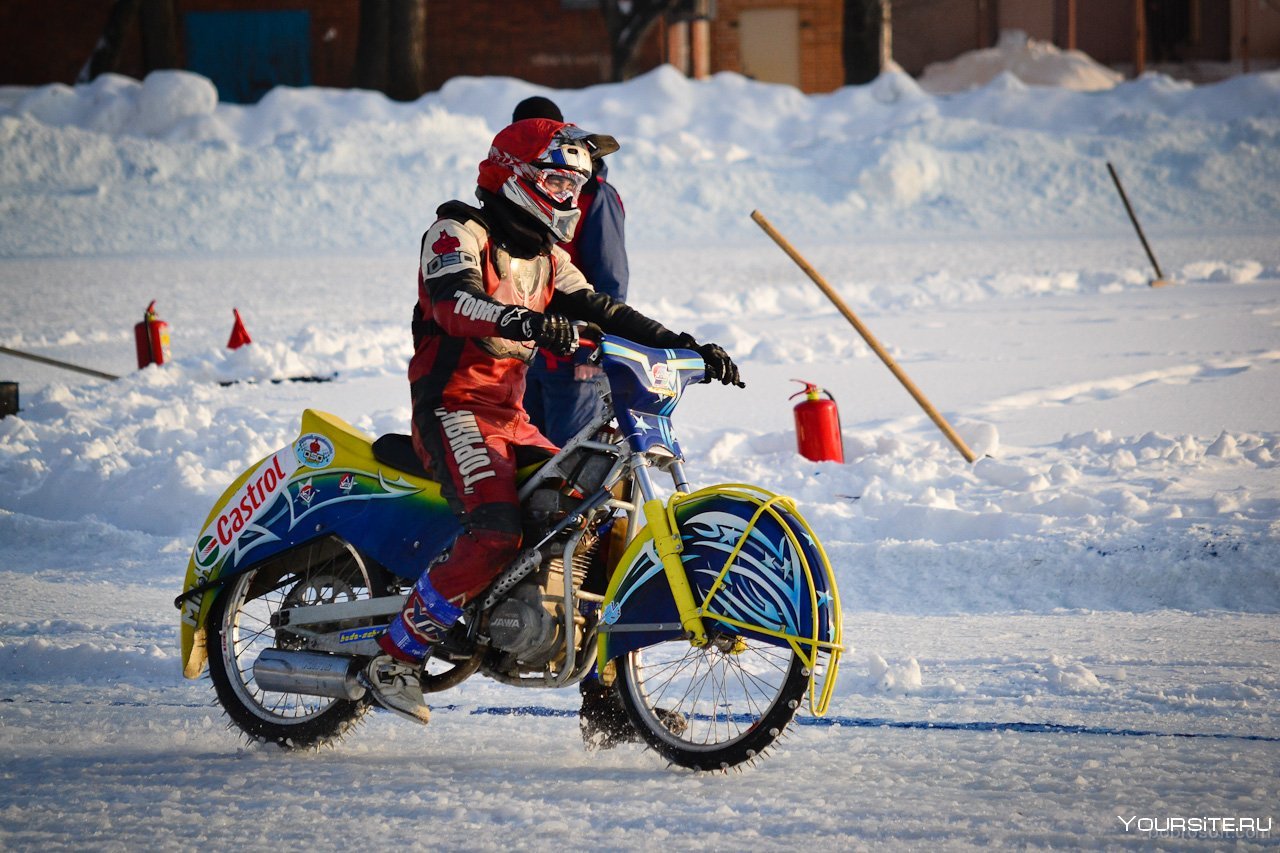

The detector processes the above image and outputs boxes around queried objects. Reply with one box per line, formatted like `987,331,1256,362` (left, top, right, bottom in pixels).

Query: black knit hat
512,96,563,123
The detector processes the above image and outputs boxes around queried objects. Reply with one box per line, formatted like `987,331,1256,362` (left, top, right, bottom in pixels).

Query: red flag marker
227,308,252,349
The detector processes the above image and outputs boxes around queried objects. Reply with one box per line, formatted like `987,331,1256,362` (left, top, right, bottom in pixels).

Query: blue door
183,10,312,104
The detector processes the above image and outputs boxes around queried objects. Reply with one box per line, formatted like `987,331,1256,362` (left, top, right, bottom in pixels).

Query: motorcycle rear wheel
206,538,373,748
616,632,809,771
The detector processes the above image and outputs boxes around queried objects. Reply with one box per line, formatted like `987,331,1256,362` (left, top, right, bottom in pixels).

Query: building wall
184,0,358,90
0,4,126,85
711,0,845,92
423,0,619,91
1231,0,1280,66
0,0,359,89
893,0,991,75
1061,0,1278,66
999,0,1055,41
2,0,1278,95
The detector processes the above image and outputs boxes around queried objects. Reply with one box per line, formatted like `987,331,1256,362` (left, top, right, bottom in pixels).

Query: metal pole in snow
1106,162,1170,287
0,346,120,380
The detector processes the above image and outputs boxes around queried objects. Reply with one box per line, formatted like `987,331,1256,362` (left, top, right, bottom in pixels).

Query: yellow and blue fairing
595,338,841,713
599,337,706,458
177,409,456,678
598,485,843,714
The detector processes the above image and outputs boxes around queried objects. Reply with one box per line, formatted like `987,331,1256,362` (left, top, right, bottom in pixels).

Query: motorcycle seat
372,433,431,480
371,433,555,485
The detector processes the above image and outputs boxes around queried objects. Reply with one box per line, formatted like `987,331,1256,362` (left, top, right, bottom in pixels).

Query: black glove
692,340,744,388
532,312,579,357
494,307,578,357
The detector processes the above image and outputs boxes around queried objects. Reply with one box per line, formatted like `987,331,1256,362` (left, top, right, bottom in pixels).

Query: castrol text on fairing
181,447,300,627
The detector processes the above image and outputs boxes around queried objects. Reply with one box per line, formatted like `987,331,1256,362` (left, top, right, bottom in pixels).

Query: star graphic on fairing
715,523,741,544
633,414,653,432
765,553,795,580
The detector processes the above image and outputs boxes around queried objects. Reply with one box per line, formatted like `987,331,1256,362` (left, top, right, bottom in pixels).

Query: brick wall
711,0,846,93
424,0,614,90
0,1,658,93
5,2,1272,96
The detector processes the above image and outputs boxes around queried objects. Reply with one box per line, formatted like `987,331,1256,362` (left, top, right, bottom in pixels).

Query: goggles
534,167,588,204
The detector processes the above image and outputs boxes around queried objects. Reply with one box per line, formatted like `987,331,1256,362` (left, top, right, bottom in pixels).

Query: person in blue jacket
511,96,644,750
514,96,629,448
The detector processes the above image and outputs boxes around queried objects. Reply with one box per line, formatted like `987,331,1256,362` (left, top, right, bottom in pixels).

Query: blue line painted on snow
796,715,1280,743
468,705,1280,743
471,705,577,719
8,697,1275,743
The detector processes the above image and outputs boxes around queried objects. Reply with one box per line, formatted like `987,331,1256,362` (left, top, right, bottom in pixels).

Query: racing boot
363,572,463,724
361,654,430,725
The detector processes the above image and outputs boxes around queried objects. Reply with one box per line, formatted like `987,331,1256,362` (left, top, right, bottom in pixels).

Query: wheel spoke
212,542,371,727
619,633,809,770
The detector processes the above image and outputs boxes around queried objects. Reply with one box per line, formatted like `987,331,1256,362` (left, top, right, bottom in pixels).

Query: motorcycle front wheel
206,537,374,748
616,631,810,771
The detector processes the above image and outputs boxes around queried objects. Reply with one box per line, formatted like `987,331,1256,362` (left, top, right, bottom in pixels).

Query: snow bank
2,65,1279,256
920,30,1124,94
1,65,1278,615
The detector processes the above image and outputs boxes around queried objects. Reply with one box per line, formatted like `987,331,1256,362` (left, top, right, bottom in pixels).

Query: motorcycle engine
487,581,563,667
486,518,600,677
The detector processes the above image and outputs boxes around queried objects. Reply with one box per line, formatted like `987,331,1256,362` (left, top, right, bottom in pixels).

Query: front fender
598,484,843,714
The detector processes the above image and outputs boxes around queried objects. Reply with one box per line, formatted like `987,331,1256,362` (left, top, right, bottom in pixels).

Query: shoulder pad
436,200,487,229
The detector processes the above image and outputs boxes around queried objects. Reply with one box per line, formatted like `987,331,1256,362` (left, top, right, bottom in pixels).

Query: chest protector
478,244,553,362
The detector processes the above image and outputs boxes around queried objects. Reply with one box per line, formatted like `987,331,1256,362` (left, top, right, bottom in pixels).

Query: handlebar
570,320,604,346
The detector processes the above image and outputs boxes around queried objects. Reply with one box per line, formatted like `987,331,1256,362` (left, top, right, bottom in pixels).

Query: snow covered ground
2,49,1278,849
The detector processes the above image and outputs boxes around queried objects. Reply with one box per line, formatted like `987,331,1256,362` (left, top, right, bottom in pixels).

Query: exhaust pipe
252,649,367,700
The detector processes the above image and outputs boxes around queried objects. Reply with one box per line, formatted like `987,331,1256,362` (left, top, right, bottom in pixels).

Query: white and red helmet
477,119,618,243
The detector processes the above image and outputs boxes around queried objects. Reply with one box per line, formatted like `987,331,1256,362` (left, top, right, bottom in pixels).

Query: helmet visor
534,167,588,204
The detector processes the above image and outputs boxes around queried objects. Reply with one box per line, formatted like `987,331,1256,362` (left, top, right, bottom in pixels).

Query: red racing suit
406,200,684,608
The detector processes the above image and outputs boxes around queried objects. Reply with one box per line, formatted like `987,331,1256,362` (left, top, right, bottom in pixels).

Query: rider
363,117,742,722
508,96,640,749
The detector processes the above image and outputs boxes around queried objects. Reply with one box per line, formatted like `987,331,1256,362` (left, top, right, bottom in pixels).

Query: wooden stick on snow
750,210,978,463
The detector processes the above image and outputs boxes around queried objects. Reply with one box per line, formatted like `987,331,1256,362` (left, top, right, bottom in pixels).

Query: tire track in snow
968,349,1280,420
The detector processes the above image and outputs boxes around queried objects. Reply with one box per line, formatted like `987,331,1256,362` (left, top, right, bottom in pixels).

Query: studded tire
206,538,374,749
615,632,810,772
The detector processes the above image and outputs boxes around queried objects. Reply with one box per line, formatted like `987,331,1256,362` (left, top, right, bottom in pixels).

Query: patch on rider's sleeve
423,224,482,279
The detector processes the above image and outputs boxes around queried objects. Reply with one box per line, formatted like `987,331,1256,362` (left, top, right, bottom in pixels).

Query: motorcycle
176,330,843,771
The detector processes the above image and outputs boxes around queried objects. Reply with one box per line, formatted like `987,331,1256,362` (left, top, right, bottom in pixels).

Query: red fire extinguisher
790,380,844,463
135,300,171,369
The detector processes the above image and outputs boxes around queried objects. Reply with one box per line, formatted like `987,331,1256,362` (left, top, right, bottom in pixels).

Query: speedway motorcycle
176,331,842,771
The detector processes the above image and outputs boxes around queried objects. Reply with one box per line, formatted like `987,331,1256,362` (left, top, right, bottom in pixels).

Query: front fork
631,461,709,648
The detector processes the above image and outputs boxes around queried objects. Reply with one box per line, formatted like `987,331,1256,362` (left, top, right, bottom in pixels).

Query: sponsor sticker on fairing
199,448,299,557
649,362,677,396
602,601,622,624
196,534,220,569
295,433,335,468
